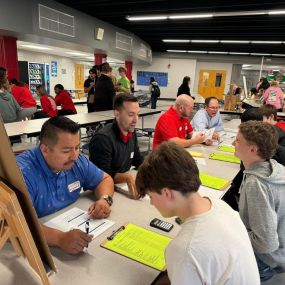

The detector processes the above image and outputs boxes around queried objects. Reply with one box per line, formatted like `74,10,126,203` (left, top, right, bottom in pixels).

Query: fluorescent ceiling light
169,14,213,19
229,52,250,55
192,40,219,43
166,50,187,53
242,64,252,67
20,44,52,50
66,51,88,56
220,40,250,44
127,15,167,21
272,54,285,57
251,41,282,44
208,51,228,54
163,39,190,43
188,50,207,54
251,53,271,56
268,10,285,15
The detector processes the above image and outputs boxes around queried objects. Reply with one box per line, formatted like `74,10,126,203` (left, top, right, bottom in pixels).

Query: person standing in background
263,80,284,111
54,84,77,115
177,76,194,99
84,66,99,113
117,67,130,90
149,77,160,109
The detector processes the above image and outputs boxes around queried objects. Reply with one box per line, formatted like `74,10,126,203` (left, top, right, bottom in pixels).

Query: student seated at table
89,94,143,199
223,107,285,211
136,142,259,285
191,96,223,141
34,85,58,119
54,84,77,115
16,116,114,254
260,103,285,131
233,121,285,282
153,95,206,148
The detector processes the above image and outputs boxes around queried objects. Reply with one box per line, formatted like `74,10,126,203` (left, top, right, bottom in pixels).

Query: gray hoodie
239,159,285,266
0,90,21,123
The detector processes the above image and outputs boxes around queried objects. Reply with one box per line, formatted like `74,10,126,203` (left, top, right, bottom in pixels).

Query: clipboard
218,145,235,153
209,153,241,164
199,173,231,190
101,223,172,271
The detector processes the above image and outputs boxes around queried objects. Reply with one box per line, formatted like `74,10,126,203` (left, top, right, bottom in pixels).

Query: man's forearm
94,173,114,198
42,224,63,247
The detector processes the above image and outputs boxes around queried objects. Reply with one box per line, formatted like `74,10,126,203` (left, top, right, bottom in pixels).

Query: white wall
17,50,92,96
133,57,197,98
194,61,233,95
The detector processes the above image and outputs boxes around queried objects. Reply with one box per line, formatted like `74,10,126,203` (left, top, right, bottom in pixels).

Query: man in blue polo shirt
17,116,114,254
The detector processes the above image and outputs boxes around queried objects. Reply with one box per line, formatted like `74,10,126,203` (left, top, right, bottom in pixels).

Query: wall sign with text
51,61,57,77
137,71,168,87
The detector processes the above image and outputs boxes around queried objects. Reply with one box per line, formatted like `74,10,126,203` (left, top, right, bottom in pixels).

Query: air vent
116,32,132,52
39,4,75,37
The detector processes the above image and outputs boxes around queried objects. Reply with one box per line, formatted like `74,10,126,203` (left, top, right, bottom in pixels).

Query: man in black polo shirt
84,66,99,113
89,93,143,199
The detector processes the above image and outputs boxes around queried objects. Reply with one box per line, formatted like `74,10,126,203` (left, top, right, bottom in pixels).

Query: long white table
0,120,240,285
4,108,161,138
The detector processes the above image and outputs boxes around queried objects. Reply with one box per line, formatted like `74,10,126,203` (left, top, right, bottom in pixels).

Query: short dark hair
118,66,126,73
182,76,191,85
260,104,278,121
239,121,278,160
89,68,96,74
0,66,7,88
241,108,263,122
136,142,201,197
54,84,64,90
205,96,218,106
100,62,112,73
40,117,80,146
113,93,138,110
150,77,155,83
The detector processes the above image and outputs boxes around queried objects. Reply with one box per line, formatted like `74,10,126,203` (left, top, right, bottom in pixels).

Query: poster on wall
137,71,168,87
51,61,57,77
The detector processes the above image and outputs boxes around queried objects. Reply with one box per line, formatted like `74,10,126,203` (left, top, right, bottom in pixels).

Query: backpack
151,84,160,98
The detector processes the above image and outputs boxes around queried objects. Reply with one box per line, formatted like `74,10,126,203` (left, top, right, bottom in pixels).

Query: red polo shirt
276,122,285,132
11,85,36,108
55,90,77,113
40,95,58,117
153,106,193,148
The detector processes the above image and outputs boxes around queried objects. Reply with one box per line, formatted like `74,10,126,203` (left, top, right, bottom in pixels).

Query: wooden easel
0,115,56,284
0,181,52,285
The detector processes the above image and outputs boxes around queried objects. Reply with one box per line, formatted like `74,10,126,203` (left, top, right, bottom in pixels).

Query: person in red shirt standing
9,78,37,118
54,84,77,115
34,85,58,119
153,94,206,148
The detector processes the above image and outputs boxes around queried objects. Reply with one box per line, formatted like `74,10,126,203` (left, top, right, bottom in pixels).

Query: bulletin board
137,71,168,87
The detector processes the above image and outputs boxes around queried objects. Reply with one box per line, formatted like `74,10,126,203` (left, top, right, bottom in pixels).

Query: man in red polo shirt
54,84,77,115
153,94,206,148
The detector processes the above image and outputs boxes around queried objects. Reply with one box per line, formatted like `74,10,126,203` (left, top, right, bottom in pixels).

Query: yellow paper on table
187,150,205,158
101,223,171,271
209,153,241,164
200,173,230,190
218,145,235,153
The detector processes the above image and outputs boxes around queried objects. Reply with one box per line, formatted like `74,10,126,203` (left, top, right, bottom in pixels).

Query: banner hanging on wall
51,60,57,77
137,71,168,87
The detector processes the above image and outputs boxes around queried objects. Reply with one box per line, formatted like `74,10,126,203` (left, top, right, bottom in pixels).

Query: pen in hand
85,220,90,248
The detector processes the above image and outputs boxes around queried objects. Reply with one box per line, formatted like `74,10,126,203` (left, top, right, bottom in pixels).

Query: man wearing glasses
191,96,223,141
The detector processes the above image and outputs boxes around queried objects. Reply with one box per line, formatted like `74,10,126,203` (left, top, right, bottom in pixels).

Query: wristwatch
101,195,113,206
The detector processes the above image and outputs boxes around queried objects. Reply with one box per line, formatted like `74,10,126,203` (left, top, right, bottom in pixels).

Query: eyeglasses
208,106,220,110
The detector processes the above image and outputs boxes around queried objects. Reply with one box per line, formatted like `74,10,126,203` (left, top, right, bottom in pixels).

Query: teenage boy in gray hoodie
233,121,285,282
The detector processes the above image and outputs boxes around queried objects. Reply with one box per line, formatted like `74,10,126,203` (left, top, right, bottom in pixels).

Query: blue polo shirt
16,146,104,218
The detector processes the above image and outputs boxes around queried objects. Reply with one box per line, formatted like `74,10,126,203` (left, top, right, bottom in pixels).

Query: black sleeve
84,79,90,88
89,134,116,177
132,133,144,168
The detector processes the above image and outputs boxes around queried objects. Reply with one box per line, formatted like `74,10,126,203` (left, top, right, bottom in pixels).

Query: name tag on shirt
68,181,81,192
130,152,134,158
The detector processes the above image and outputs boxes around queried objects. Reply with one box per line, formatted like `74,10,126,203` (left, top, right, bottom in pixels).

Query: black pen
85,220,90,248
107,225,125,240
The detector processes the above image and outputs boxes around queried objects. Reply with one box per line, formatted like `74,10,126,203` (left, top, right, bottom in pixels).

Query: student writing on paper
191,96,223,143
136,142,259,285
153,95,206,148
16,117,114,255
233,121,285,282
89,94,143,199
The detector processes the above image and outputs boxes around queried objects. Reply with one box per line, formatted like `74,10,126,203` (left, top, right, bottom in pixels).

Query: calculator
150,218,174,232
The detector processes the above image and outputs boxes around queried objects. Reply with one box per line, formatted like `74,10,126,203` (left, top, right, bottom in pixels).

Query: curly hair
239,121,278,160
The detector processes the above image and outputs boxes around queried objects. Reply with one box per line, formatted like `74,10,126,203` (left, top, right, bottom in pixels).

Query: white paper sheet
44,207,115,239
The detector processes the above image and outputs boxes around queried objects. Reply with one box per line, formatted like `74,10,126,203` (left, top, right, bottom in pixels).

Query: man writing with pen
16,116,114,255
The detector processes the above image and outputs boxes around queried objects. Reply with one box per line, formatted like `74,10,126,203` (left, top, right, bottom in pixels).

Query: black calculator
150,218,174,232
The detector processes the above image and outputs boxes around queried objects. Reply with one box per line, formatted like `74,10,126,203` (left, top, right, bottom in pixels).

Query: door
198,70,226,99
